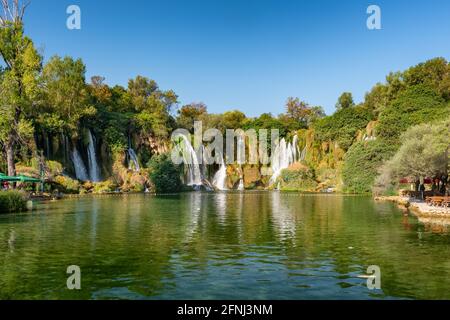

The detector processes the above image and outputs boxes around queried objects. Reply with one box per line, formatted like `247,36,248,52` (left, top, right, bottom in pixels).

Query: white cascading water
87,130,101,182
178,135,203,186
270,136,299,184
238,178,244,191
128,148,140,172
213,152,227,191
300,146,307,161
71,147,89,181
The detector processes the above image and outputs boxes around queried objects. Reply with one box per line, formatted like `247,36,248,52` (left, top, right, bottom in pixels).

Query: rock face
243,165,262,189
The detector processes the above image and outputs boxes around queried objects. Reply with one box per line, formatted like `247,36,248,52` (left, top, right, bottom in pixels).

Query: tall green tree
335,92,355,111
129,76,178,140
39,56,96,136
0,0,42,176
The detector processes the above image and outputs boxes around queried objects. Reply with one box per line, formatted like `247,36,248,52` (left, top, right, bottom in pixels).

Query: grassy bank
0,191,28,214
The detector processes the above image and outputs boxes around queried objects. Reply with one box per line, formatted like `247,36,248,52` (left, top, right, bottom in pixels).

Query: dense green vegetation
377,85,449,143
314,106,374,151
148,154,182,193
342,140,397,193
0,1,448,196
0,190,27,214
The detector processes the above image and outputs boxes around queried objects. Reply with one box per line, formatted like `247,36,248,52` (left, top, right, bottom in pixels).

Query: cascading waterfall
270,135,299,184
87,130,101,182
300,146,307,161
201,145,209,179
71,147,89,181
128,148,141,172
177,135,203,186
213,152,227,191
238,178,244,191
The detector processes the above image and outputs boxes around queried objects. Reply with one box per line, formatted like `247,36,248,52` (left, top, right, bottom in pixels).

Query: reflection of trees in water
1,194,450,299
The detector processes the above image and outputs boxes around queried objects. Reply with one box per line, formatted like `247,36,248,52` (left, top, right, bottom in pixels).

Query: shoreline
374,196,450,219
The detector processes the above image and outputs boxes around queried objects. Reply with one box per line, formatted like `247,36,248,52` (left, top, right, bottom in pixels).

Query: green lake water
0,192,449,300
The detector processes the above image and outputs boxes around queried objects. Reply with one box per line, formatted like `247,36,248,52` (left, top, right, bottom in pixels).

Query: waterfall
238,178,244,191
300,146,307,161
201,145,209,179
71,147,89,181
213,152,227,191
46,136,50,158
87,130,101,182
270,135,299,184
177,135,203,186
128,148,141,172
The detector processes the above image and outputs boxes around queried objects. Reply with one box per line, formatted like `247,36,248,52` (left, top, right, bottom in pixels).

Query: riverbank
374,195,450,218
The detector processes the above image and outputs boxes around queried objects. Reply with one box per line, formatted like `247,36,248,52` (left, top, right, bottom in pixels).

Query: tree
285,97,310,124
222,110,247,129
376,84,449,143
177,102,207,132
129,76,178,140
0,0,42,176
383,119,450,180
314,106,373,151
148,154,182,193
342,139,397,193
40,56,95,135
335,92,355,111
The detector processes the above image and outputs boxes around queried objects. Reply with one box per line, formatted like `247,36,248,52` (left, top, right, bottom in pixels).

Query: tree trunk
6,140,16,177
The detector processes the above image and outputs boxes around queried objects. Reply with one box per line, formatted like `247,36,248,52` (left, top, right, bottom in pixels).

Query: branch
0,0,29,24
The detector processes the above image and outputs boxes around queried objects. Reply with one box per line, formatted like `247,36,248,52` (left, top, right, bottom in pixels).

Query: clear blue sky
24,0,450,116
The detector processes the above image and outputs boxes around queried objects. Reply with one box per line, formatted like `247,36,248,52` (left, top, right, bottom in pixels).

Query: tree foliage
342,139,397,193
383,119,450,179
148,154,182,193
314,106,373,151
336,92,355,111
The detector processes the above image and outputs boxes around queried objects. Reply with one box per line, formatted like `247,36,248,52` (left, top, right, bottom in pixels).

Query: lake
0,192,449,300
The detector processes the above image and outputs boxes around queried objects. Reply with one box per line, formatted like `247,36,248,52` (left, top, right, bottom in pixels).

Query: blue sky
23,0,450,116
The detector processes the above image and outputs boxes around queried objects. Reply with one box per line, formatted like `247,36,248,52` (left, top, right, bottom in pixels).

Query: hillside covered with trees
0,2,449,195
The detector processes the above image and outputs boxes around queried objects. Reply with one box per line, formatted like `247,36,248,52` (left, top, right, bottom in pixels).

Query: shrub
92,180,118,194
279,163,318,191
314,106,373,151
0,191,27,214
53,175,81,194
342,139,397,193
148,154,182,193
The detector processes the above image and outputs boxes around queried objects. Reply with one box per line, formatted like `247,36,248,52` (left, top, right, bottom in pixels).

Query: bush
314,106,373,151
148,154,182,193
0,191,27,214
342,139,397,193
279,163,318,191
92,180,118,194
53,175,81,194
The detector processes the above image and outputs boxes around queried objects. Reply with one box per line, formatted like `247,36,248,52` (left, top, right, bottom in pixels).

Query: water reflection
270,192,297,244
0,193,449,300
